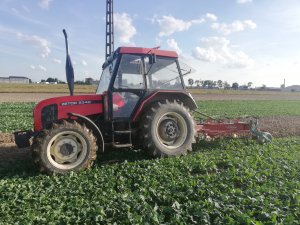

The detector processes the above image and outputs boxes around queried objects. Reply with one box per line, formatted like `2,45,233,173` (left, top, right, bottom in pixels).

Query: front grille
41,104,58,128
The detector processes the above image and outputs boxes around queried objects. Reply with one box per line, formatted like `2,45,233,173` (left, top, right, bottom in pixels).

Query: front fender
68,113,105,152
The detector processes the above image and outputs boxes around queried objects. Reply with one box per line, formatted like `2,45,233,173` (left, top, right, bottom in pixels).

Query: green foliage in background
197,100,300,118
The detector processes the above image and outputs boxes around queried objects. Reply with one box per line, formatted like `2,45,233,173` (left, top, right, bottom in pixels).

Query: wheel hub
155,112,188,150
60,143,74,156
50,136,82,164
159,119,179,142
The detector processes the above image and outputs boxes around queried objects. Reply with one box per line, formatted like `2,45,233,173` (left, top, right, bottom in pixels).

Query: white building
0,76,30,84
284,85,300,92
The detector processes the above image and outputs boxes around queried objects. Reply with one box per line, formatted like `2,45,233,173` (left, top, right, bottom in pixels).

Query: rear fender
132,91,197,122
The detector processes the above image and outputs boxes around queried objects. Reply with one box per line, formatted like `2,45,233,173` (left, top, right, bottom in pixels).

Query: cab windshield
96,58,117,94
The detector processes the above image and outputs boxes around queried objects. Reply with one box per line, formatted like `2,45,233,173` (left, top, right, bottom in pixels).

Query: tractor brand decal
60,100,101,106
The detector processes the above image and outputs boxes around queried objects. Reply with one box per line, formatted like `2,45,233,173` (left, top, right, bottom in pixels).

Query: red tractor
16,46,199,174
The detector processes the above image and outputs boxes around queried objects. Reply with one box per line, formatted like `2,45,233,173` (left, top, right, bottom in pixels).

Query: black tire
142,100,196,157
31,120,98,174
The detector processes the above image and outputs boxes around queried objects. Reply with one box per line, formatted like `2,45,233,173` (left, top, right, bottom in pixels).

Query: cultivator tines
193,111,272,143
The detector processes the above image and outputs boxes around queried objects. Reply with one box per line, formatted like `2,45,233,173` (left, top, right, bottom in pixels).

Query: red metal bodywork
118,47,178,58
196,119,251,138
34,94,103,131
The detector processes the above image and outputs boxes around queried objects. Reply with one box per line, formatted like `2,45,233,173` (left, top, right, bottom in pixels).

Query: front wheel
32,120,98,174
142,100,196,157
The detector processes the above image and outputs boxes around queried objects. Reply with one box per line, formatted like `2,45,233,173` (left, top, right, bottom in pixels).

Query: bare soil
259,116,300,138
0,93,66,102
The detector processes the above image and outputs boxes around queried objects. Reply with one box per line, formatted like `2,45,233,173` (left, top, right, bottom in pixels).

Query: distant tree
217,80,223,89
195,80,200,87
247,82,253,89
224,81,231,89
41,79,46,82
188,78,194,87
203,80,209,88
75,80,85,85
232,82,239,90
199,80,204,87
46,77,58,83
203,80,214,89
212,81,217,89
261,84,267,89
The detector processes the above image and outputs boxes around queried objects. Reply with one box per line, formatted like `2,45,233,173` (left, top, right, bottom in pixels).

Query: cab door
111,54,146,119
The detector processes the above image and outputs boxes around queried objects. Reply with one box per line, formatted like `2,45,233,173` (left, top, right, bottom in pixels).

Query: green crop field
0,100,299,224
1,100,300,133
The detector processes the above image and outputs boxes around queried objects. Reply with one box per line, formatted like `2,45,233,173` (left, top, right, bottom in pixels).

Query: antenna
105,0,114,59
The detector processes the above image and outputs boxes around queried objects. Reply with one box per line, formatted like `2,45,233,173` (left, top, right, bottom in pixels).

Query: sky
0,0,300,87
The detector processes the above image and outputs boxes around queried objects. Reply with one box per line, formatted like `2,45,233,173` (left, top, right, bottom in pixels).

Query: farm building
0,76,30,84
0,77,10,83
284,85,300,92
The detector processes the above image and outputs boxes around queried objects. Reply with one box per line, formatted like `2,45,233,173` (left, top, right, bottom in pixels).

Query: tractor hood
33,94,103,131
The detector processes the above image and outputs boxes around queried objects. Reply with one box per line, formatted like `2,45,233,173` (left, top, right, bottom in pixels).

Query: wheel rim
156,112,188,150
46,131,88,170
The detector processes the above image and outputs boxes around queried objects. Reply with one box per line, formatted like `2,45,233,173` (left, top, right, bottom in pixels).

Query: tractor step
112,143,133,148
114,130,132,134
111,120,133,147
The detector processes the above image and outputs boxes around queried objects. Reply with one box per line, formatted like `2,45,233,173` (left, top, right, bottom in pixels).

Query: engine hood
34,94,103,131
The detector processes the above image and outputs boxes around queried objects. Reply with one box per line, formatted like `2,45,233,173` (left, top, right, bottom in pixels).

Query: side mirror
149,54,156,64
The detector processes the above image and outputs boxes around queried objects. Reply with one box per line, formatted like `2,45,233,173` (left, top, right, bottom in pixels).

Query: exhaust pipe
63,29,74,96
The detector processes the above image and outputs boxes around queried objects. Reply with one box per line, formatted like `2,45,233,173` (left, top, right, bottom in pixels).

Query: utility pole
105,0,114,59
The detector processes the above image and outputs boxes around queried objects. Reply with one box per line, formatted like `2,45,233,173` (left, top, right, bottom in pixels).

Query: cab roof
117,47,178,58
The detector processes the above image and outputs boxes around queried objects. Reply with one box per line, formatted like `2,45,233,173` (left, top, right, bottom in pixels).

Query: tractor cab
97,47,189,121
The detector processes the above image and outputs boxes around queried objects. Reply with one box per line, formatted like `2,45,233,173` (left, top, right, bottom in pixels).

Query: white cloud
30,65,35,70
206,13,218,21
16,32,51,58
153,15,204,37
166,38,182,55
114,13,137,45
81,60,88,66
237,0,253,4
39,0,53,9
193,36,254,68
212,20,257,35
38,65,47,72
53,58,62,64
153,13,219,37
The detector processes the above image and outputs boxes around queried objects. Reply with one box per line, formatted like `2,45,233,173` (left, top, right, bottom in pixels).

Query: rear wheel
32,120,98,174
142,100,195,157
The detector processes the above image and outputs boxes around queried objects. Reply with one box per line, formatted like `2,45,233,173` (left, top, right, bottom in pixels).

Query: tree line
40,77,94,85
187,79,253,90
